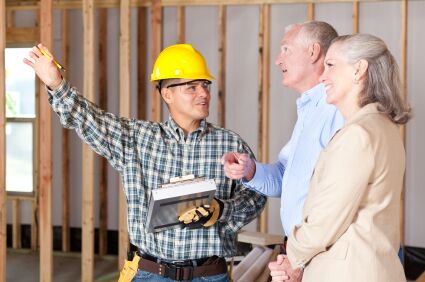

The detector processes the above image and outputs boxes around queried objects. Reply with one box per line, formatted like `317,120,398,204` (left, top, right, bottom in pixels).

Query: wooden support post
307,3,315,21
257,4,270,233
12,199,21,249
98,7,108,257
82,0,95,280
218,5,226,128
151,0,162,122
39,0,54,281
400,0,407,246
177,6,185,44
61,9,70,253
0,0,6,280
137,7,147,120
352,0,359,33
119,0,131,268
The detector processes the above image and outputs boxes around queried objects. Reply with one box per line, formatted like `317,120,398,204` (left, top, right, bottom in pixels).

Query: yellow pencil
36,46,66,71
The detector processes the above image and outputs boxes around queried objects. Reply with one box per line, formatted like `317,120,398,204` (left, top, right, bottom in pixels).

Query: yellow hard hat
151,44,215,81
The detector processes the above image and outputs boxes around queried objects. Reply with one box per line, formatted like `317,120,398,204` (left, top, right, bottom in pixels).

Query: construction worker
24,43,266,282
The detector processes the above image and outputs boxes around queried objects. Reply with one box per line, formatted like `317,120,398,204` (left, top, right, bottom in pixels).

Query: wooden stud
82,0,96,280
151,0,162,122
307,3,315,20
7,10,15,27
98,7,108,257
352,0,359,33
12,199,21,249
218,5,226,127
0,1,6,279
39,0,53,280
177,6,185,44
400,0,407,246
31,198,38,250
257,4,270,233
61,9,70,253
137,7,147,120
119,0,131,268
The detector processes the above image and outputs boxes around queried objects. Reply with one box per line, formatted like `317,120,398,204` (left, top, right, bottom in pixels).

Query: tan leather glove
178,198,223,229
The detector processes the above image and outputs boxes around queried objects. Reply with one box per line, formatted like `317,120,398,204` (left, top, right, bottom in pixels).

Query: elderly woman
271,33,410,282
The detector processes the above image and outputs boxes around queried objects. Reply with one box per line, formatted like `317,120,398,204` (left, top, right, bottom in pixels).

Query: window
5,47,36,193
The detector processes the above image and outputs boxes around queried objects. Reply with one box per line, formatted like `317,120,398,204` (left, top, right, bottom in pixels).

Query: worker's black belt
138,252,228,281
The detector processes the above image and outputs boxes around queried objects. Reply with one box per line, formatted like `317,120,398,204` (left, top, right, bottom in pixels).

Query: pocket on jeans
134,269,154,280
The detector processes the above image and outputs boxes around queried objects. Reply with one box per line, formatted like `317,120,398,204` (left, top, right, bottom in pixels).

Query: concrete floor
6,249,118,282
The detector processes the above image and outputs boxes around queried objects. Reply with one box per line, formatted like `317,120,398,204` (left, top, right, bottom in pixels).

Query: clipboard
146,175,217,233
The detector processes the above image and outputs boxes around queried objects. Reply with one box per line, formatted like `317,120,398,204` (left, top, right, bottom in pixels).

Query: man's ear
355,59,369,80
161,87,174,104
309,42,322,64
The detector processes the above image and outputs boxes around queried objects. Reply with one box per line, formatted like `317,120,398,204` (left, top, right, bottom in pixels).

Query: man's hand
269,254,303,282
221,152,256,181
178,198,223,229
23,44,62,90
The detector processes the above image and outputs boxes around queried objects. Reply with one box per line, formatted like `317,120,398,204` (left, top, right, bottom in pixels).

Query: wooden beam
218,5,226,127
82,0,96,280
137,7,147,120
7,10,15,27
119,0,131,268
5,0,413,11
0,1,6,280
400,0,407,246
39,0,53,280
307,3,315,20
352,0,359,33
151,0,162,122
61,9,70,253
257,4,270,233
98,7,108,257
177,6,185,43
12,199,21,249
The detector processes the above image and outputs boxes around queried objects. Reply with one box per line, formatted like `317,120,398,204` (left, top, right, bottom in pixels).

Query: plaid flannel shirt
48,80,266,260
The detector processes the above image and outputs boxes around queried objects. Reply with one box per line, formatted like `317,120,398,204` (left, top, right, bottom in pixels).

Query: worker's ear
309,42,322,64
160,87,174,104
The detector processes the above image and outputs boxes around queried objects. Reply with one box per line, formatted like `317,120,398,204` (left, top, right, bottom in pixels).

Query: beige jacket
287,103,406,282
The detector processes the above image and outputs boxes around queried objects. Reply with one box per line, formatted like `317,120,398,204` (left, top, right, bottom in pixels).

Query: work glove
178,198,223,229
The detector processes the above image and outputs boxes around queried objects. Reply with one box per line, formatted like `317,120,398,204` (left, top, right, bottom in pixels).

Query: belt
138,253,228,281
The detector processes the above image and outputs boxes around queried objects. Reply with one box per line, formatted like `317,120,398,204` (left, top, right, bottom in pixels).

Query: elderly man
221,21,344,281
24,43,266,282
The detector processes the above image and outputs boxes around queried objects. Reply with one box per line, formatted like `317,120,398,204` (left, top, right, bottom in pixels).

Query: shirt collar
164,116,208,141
345,103,381,126
296,83,326,108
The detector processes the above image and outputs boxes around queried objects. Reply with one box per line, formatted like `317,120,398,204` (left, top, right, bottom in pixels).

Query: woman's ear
355,59,368,81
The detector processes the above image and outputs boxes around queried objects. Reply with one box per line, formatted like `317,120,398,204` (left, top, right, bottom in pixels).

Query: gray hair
332,34,410,124
286,21,338,55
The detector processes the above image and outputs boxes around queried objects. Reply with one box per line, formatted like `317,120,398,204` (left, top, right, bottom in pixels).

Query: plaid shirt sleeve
218,140,267,233
47,79,135,173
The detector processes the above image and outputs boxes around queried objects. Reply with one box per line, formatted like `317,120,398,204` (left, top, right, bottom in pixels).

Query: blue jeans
133,269,229,282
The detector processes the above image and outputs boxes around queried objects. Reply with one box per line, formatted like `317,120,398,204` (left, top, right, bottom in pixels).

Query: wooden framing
307,3,315,20
177,6,186,44
5,0,414,10
82,0,96,280
61,9,70,253
218,5,226,127
118,0,131,268
137,7,147,120
6,27,39,45
151,0,162,122
12,199,21,248
400,0,407,245
98,7,108,257
39,0,53,280
0,1,6,281
352,0,359,33
257,4,270,233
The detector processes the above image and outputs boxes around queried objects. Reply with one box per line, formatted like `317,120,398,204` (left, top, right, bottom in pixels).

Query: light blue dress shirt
244,83,344,235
